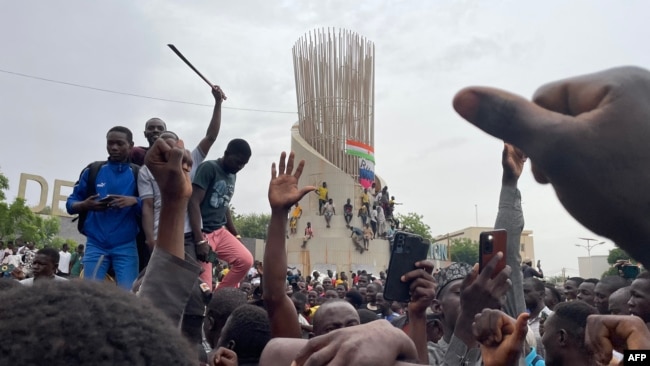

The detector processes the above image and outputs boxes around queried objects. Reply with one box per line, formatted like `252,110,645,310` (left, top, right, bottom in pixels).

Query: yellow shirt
292,205,303,218
362,193,369,204
317,187,328,200
308,305,320,320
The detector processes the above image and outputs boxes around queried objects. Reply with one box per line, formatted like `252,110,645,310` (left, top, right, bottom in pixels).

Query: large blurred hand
144,137,193,200
454,66,650,266
292,320,417,366
473,309,529,366
585,314,650,365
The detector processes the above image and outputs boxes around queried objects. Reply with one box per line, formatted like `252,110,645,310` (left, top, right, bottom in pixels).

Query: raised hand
585,314,650,365
461,253,512,316
268,152,316,212
292,320,418,366
501,143,527,186
403,260,437,315
454,253,512,347
473,309,529,366
144,137,193,200
208,347,238,366
212,85,227,102
453,67,650,266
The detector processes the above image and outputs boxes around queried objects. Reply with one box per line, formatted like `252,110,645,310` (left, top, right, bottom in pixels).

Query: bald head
312,300,360,336
608,286,631,315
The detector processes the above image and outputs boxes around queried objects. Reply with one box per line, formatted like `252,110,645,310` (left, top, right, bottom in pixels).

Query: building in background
432,227,535,269
577,254,609,279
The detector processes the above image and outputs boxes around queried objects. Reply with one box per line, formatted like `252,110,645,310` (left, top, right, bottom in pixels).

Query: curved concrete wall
288,124,390,277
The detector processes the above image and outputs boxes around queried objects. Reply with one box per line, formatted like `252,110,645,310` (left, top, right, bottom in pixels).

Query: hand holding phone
98,195,116,204
384,231,430,302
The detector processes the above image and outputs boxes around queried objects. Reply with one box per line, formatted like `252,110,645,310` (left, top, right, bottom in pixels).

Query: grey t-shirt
192,159,236,232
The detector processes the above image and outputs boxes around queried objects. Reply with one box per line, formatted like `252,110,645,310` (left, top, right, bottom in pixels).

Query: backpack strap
86,161,106,197
73,161,105,234
129,163,140,196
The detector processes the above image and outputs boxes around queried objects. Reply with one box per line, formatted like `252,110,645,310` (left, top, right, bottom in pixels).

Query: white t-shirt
58,251,72,274
248,267,261,285
138,147,206,238
20,275,68,286
376,206,385,222
4,254,22,268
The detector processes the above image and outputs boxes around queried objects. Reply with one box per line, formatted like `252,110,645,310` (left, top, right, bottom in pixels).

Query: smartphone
206,248,218,264
98,195,116,204
479,229,507,276
384,231,430,302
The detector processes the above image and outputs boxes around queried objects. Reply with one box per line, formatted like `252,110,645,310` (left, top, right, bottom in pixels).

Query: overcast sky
2,1,648,277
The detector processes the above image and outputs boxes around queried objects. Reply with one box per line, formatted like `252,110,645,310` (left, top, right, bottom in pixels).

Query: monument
285,28,390,276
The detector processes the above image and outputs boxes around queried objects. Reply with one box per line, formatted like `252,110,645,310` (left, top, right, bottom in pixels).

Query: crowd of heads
6,66,650,365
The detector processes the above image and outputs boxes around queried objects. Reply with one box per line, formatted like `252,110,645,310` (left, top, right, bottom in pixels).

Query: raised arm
402,260,436,364
473,309,529,366
144,138,192,258
496,143,527,317
449,254,512,364
263,152,315,338
197,85,225,155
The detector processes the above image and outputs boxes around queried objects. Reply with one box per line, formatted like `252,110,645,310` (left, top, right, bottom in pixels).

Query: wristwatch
196,240,208,246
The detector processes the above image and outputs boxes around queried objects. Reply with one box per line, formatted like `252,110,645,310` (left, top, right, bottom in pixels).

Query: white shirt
377,206,385,222
58,251,72,274
138,147,206,238
20,275,68,286
248,267,261,286
4,254,22,268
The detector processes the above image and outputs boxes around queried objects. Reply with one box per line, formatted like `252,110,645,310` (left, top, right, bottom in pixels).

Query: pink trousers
202,227,253,289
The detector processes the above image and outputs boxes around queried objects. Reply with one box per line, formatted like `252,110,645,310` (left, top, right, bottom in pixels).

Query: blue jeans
83,239,139,290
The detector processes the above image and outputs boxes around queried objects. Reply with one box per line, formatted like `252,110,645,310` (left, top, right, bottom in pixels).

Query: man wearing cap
429,262,480,365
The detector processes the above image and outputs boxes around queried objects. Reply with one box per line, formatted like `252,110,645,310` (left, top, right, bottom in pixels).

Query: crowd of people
292,181,401,253
1,67,650,365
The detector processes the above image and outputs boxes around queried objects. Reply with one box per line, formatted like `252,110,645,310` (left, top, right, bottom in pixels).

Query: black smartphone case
384,232,430,302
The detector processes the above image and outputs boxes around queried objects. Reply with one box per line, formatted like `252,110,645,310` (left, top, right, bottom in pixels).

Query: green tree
601,266,619,278
232,212,271,239
449,238,479,265
0,170,61,244
607,247,636,264
0,170,9,202
50,237,78,250
394,212,433,241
